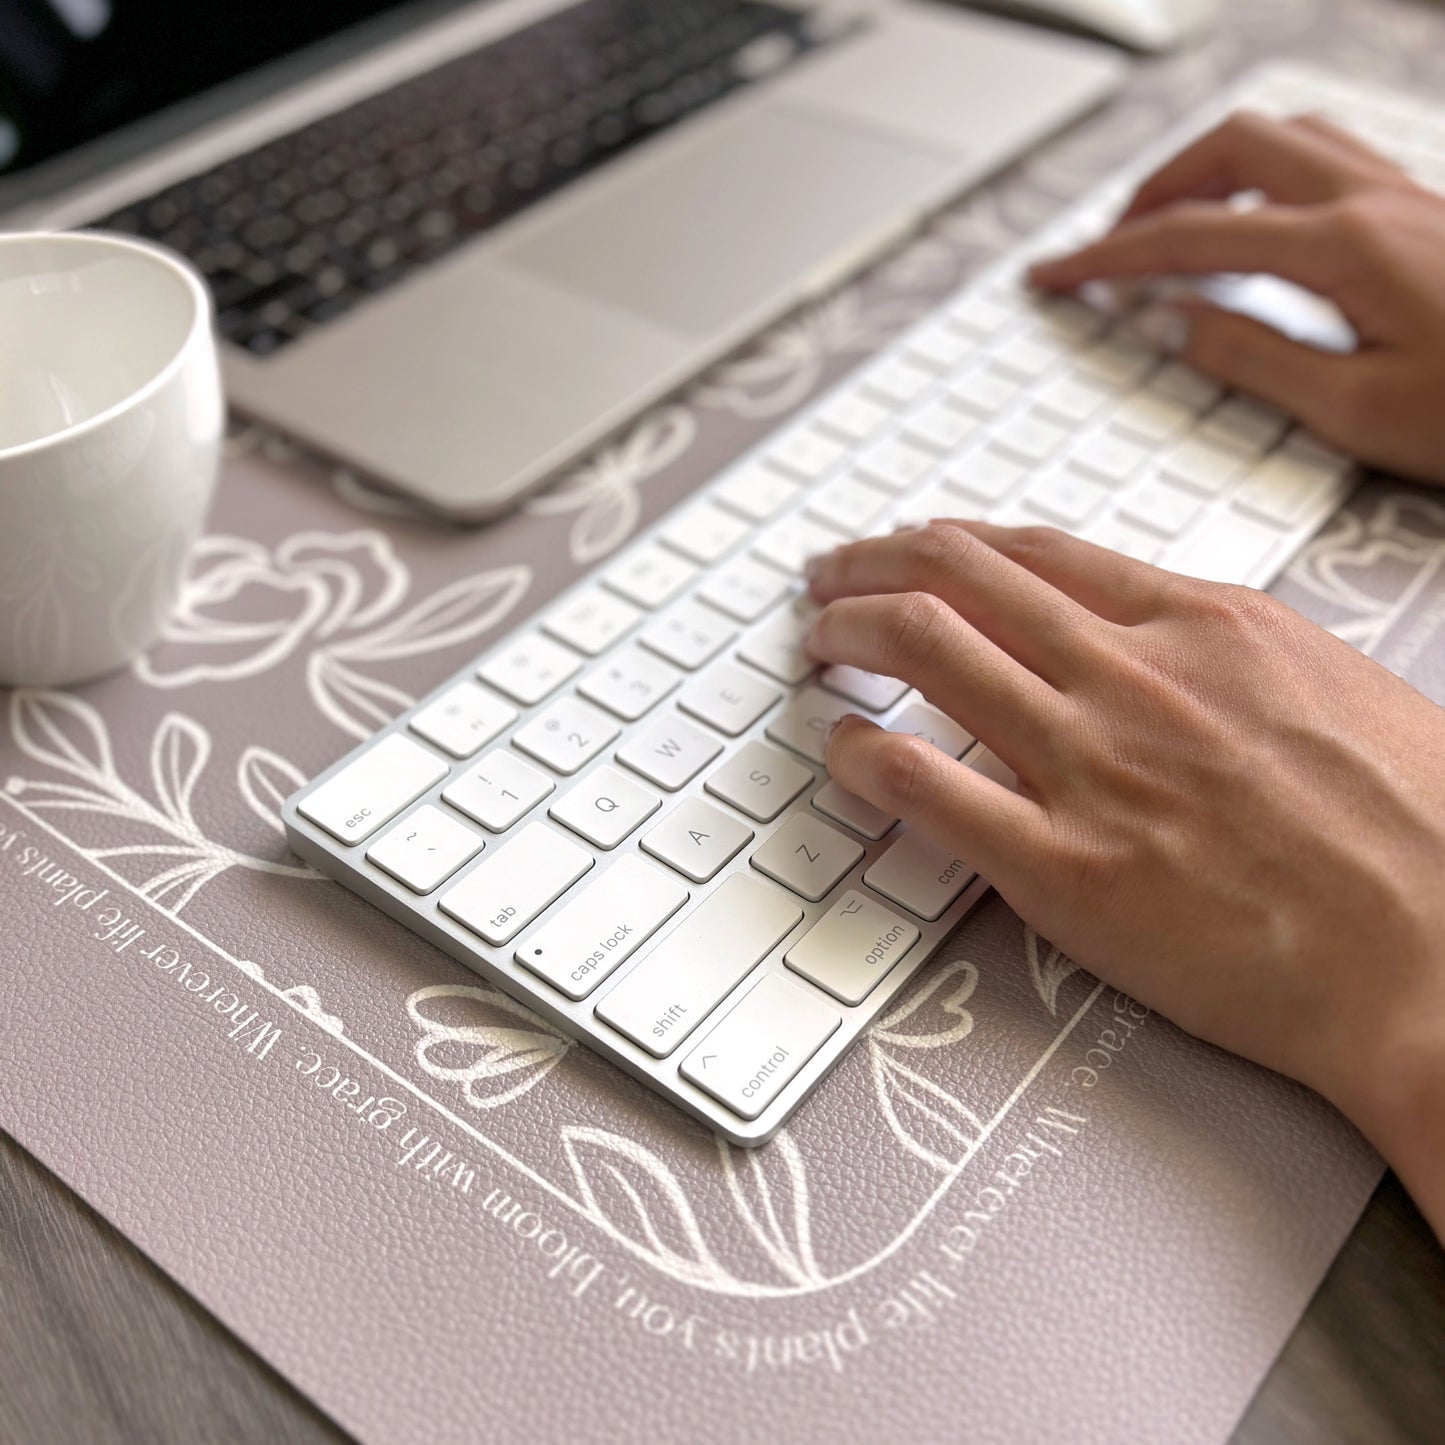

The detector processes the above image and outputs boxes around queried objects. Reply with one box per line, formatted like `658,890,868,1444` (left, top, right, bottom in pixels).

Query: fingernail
1132,301,1190,355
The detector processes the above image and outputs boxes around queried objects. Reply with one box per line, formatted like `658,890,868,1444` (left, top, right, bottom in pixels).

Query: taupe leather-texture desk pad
4,4,1444,1441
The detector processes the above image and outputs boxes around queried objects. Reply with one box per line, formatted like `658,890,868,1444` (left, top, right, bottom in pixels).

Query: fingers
805,522,1102,683
1138,297,1357,434
1289,112,1408,176
825,714,1049,891
936,520,1175,626
1116,110,1403,225
1030,202,1340,299
807,591,1060,768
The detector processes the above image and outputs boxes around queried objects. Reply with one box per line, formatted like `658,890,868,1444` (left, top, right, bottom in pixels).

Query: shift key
595,874,801,1057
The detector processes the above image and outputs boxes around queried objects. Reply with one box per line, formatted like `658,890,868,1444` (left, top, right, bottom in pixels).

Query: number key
513,697,620,775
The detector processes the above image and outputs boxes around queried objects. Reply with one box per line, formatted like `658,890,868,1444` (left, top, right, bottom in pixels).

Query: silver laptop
1,0,1124,519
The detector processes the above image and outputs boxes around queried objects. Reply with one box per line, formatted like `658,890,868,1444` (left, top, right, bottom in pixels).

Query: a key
856,354,933,407
1167,512,1282,585
439,822,593,946
603,542,697,609
811,779,897,841
902,398,982,455
516,856,688,1000
736,598,818,686
941,449,1026,505
784,889,920,1005
855,435,936,494
1198,397,1289,458
705,740,812,822
616,712,724,791
549,764,660,849
752,514,847,576
679,660,781,736
821,665,908,712
365,803,485,894
1078,336,1157,390
696,556,791,623
944,293,1017,339
1232,449,1341,526
750,814,863,902
1088,517,1165,564
1158,436,1245,497
1024,467,1112,530
805,474,891,538
297,733,447,844
945,365,1019,418
1033,374,1110,426
1110,392,1194,446
863,826,977,921
577,646,680,721
904,319,974,372
409,681,516,759
594,873,802,1058
680,972,841,1121
443,748,554,831
989,412,1068,465
1147,361,1223,414
765,686,855,764
512,697,620,775
990,330,1067,381
641,797,754,883
477,633,582,706
660,500,750,565
1070,430,1150,488
713,461,801,522
814,390,890,444
638,600,737,670
888,698,974,758
542,588,641,657
767,425,846,481
1118,480,1202,538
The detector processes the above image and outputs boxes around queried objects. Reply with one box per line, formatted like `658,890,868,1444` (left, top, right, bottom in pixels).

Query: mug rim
0,228,215,464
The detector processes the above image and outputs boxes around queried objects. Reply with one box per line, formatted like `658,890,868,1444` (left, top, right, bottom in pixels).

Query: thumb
1134,298,1354,440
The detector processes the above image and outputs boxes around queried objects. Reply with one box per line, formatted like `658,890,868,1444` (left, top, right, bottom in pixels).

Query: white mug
0,230,222,688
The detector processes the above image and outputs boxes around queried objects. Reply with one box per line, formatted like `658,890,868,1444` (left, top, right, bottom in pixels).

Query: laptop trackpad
493,105,952,338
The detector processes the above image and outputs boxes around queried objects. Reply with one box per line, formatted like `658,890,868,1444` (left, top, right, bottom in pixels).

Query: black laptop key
94,0,833,358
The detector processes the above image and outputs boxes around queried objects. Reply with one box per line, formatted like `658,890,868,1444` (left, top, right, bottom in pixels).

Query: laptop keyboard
95,0,830,357
284,64,1445,1145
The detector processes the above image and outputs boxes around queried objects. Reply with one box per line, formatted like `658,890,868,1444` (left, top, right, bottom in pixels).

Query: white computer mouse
972,0,1220,52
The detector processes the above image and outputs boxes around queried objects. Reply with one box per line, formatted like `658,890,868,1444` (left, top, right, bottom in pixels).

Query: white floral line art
5,690,318,916
4,781,1106,1298
132,529,533,742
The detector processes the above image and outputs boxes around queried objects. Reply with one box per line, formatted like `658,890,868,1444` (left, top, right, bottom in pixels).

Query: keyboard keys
888,699,974,758
736,598,817,686
989,412,1069,465
767,425,847,481
616,712,723,790
1148,361,1223,413
752,514,847,576
696,556,791,622
811,779,897,840
1118,480,1203,538
1024,467,1112,529
517,856,688,1000
577,646,680,721
805,474,892,537
941,449,1026,506
1070,430,1150,487
857,354,933,407
638,600,737,670
594,873,801,1057
814,390,889,444
542,587,641,656
821,665,909,712
440,822,593,946
855,435,936,493
765,685,855,764
409,681,516,759
990,330,1067,381
862,827,977,921
1158,436,1246,497
680,972,840,1120
297,733,448,844
705,741,812,822
713,461,801,522
784,889,920,1005
902,398,983,455
679,660,781,735
660,500,750,565
443,748,554,831
1110,392,1194,445
365,803,484,893
1088,517,1165,564
604,542,697,609
478,633,582,706
945,365,1020,417
904,319,974,372
512,697,620,775
1168,511,1283,585
1033,373,1110,426
750,814,863,901
1232,449,1339,526
549,764,660,849
642,797,754,883
1198,397,1289,458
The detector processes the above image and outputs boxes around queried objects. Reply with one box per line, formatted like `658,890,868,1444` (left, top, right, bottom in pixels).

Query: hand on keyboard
1030,110,1445,487
806,519,1445,1239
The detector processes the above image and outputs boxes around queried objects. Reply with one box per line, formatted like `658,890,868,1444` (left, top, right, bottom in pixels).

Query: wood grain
3,1130,1441,1445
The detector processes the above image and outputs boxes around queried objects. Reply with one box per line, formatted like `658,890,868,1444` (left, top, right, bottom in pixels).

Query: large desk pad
4,4,1445,1442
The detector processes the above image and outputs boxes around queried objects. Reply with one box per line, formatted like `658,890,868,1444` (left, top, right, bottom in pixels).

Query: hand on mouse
806,519,1445,1238
1029,110,1445,487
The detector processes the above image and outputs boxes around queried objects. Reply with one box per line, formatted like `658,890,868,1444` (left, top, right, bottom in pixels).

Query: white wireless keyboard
285,63,1445,1145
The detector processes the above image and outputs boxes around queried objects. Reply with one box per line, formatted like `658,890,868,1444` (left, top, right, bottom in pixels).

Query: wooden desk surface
2,1130,1442,1443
